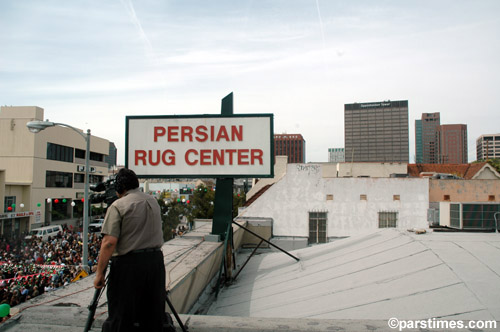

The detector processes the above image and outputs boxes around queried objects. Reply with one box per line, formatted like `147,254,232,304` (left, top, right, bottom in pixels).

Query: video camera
90,177,118,206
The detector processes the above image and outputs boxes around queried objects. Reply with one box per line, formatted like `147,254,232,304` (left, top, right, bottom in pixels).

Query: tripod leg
165,291,188,332
84,273,108,332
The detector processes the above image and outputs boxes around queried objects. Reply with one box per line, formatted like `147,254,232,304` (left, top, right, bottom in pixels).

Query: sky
1,0,499,165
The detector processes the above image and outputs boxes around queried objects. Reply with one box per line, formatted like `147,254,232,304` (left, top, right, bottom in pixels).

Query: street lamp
27,120,91,272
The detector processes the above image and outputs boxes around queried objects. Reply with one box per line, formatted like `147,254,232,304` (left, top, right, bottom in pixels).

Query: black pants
103,251,166,332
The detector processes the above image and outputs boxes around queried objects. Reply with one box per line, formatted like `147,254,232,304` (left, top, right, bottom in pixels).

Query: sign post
212,93,235,238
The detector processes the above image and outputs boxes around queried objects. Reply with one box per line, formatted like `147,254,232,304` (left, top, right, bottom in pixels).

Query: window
75,149,85,159
74,173,85,183
450,204,461,228
488,195,495,201
309,212,327,244
75,174,103,184
393,195,400,201
378,211,398,228
75,149,104,162
444,195,451,201
46,171,73,188
360,194,367,200
4,196,16,212
47,143,74,163
326,194,334,201
90,152,104,162
462,204,500,229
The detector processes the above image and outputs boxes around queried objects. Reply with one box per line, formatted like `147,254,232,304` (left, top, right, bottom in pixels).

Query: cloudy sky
1,0,499,164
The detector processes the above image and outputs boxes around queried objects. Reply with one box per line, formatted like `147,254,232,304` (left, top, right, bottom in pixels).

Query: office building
105,142,117,169
274,134,306,163
328,148,345,162
436,124,468,164
476,134,500,160
344,100,409,162
415,113,440,164
415,119,422,163
0,106,110,236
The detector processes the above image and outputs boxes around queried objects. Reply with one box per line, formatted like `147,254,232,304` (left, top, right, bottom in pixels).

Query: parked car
88,219,104,233
25,225,63,241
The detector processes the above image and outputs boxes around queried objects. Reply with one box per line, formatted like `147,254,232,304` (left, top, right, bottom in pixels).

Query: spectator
0,229,103,309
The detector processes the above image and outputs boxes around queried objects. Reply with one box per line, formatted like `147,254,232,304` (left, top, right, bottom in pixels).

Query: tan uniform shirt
101,188,164,256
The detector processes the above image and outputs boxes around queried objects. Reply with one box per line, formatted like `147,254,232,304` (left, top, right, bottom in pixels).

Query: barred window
309,212,327,244
379,211,398,228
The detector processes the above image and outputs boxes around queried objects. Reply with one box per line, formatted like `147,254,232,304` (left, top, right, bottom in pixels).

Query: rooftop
208,229,500,321
407,163,490,179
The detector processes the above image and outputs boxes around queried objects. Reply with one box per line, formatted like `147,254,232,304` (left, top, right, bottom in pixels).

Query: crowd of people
0,225,102,312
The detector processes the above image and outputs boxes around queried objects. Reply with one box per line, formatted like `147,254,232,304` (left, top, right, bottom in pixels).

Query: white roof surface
208,229,500,321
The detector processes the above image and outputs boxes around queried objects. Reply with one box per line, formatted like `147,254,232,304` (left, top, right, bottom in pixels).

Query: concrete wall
170,243,224,314
169,222,246,314
429,179,500,202
240,163,429,238
236,217,272,248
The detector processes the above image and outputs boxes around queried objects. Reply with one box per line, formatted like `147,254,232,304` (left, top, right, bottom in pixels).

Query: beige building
0,106,110,237
429,179,500,203
428,179,500,230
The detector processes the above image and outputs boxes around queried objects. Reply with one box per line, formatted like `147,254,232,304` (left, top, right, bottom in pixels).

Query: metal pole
234,239,263,281
232,221,300,262
82,129,91,272
494,212,499,234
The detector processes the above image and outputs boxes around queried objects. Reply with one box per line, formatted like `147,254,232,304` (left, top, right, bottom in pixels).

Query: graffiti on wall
296,164,320,175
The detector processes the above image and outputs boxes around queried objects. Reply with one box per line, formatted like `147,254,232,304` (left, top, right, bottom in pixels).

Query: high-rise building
415,119,422,163
476,134,500,160
274,134,306,163
328,148,345,162
415,112,440,164
344,100,409,162
436,124,468,164
105,142,117,169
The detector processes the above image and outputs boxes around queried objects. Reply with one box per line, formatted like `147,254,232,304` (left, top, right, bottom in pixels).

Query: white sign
126,115,274,178
0,210,40,220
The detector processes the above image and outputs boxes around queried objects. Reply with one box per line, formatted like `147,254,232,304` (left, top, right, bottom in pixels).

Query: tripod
84,279,107,332
84,281,188,331
165,290,188,332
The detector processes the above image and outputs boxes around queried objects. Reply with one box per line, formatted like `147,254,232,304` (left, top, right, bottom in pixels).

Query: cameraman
94,168,166,331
